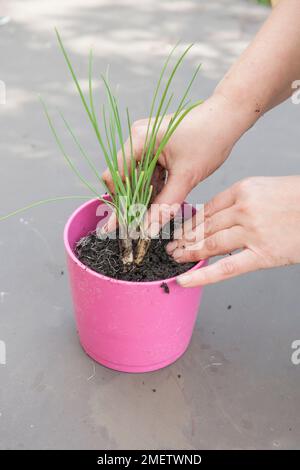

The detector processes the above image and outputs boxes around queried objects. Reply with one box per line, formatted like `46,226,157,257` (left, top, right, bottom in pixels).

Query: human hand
167,176,300,286
102,92,250,232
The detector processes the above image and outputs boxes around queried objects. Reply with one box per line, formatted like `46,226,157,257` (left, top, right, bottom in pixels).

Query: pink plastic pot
64,198,207,373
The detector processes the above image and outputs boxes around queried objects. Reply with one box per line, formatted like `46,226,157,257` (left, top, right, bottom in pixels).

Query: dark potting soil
75,229,196,282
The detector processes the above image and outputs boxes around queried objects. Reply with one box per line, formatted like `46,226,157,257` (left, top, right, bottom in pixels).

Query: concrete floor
0,0,300,450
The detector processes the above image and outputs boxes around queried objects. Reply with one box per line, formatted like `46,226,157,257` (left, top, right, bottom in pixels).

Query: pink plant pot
64,198,208,373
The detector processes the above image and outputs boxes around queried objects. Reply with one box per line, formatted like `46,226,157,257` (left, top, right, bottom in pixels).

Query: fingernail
172,248,184,260
176,273,192,286
166,241,177,253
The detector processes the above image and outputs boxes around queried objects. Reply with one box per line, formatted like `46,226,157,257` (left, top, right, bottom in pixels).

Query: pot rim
64,197,208,286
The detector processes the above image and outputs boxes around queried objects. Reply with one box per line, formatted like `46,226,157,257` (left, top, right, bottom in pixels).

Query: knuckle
237,199,257,220
102,170,110,182
204,216,213,236
204,235,217,252
131,125,142,138
237,200,252,215
235,201,244,213
204,200,214,217
220,258,236,276
131,119,142,130
235,177,255,195
131,120,146,136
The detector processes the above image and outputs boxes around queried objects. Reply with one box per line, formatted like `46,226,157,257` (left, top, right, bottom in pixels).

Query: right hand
102,92,249,233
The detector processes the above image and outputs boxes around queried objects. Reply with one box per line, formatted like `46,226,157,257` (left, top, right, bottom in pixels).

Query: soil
75,226,196,282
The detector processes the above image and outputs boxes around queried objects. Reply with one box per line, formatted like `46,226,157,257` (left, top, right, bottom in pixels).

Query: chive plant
43,29,202,268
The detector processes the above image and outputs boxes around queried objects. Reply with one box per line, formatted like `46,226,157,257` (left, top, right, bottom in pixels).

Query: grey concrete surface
0,0,300,450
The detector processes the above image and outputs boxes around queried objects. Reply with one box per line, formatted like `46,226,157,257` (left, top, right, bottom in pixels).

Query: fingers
172,207,205,242
144,173,192,236
102,118,164,234
101,210,117,234
102,118,156,194
102,139,138,195
204,185,237,218
171,226,244,262
102,168,115,196
167,206,238,253
176,249,260,287
101,128,145,232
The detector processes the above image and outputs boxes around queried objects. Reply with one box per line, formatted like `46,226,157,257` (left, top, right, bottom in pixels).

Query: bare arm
168,1,300,286
103,0,300,236
216,0,300,123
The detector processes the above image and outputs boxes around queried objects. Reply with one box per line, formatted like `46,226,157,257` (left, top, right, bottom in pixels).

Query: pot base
80,340,190,373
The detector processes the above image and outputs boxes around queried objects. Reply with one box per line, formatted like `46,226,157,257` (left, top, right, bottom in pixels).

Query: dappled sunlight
1,140,50,160
160,0,199,13
1,0,269,221
4,87,36,112
4,0,300,454
6,0,269,80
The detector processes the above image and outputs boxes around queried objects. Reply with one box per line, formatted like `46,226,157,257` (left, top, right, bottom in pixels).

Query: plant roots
119,237,134,270
134,237,151,266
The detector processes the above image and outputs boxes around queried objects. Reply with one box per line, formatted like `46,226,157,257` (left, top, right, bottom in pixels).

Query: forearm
215,0,300,129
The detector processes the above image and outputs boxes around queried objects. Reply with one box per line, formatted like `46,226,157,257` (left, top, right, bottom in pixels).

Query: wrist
213,81,262,138
195,91,256,151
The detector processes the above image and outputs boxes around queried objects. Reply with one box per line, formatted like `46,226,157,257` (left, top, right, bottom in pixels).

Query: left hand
166,176,300,287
